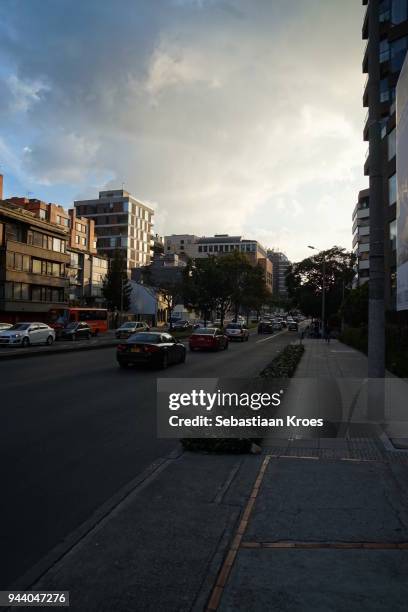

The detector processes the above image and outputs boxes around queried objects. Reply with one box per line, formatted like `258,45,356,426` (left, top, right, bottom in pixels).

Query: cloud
0,0,366,261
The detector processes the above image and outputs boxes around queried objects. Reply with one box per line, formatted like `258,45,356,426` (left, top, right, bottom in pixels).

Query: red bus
48,308,108,337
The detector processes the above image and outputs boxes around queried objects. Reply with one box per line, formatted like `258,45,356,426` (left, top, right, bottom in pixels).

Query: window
380,38,390,63
380,78,389,103
39,209,46,220
23,255,30,271
390,219,397,250
390,36,408,72
81,237,86,246
76,235,80,244
388,128,396,160
57,215,61,224
389,174,397,204
198,246,202,253
392,0,408,24
32,259,42,274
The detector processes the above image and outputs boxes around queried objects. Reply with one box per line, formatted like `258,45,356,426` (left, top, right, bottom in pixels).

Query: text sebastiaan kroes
167,390,324,429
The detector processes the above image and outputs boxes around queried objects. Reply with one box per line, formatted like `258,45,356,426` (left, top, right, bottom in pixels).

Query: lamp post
308,245,326,336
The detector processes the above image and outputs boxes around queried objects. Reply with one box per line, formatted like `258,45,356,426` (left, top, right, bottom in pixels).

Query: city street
0,329,292,588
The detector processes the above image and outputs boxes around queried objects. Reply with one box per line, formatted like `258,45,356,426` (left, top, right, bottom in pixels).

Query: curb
0,340,118,361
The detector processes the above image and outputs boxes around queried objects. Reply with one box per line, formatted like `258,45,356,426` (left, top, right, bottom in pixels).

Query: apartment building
164,234,198,259
362,0,408,307
266,250,290,298
4,191,107,306
0,199,69,320
352,189,371,286
74,189,154,272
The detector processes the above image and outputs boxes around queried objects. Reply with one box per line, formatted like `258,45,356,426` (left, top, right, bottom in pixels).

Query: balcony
362,6,368,39
359,259,370,270
363,75,369,107
363,40,369,72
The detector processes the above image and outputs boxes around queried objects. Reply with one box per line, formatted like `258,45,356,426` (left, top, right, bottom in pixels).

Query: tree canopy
286,246,356,320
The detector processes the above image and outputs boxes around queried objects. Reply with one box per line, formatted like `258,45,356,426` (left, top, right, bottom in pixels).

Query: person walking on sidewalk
324,325,331,343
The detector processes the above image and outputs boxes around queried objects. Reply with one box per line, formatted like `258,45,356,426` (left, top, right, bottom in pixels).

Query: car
0,322,55,347
115,321,150,339
170,320,192,331
288,321,298,331
225,322,249,342
0,323,12,331
61,322,93,340
117,331,186,369
272,320,283,332
189,327,228,351
258,320,274,334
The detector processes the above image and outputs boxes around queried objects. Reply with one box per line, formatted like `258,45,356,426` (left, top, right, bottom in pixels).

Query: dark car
116,331,186,369
61,322,92,340
258,320,274,334
287,321,298,331
170,320,192,331
189,327,228,351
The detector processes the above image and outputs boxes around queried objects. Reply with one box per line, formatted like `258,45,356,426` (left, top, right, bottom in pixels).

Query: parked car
115,321,150,339
189,327,228,351
117,332,186,369
288,321,299,331
225,322,249,342
258,320,274,334
0,322,55,347
61,322,92,341
170,320,192,331
0,323,12,331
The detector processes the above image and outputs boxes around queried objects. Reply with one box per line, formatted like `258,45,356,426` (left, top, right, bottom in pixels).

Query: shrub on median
260,343,305,378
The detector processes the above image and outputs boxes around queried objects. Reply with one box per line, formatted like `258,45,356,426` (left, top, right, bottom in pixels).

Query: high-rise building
352,189,370,286
74,189,154,272
362,0,408,308
267,250,290,298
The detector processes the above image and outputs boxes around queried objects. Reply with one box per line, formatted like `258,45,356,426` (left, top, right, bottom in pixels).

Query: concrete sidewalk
295,337,369,378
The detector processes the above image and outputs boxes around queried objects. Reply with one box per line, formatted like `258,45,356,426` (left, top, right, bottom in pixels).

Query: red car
189,327,229,351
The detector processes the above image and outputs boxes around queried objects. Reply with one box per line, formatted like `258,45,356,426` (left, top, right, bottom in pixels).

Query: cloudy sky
0,0,366,261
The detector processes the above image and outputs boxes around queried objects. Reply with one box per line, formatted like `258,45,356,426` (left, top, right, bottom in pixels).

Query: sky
0,0,367,262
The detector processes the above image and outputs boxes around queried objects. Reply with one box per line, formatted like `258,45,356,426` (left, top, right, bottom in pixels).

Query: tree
102,250,132,311
183,252,269,326
286,247,356,320
156,279,183,329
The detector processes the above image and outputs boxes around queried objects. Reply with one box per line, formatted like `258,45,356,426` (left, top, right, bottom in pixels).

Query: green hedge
339,325,408,378
260,344,305,378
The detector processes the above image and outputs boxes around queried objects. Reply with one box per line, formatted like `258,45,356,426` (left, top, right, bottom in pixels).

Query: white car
0,322,56,347
225,322,250,342
0,323,12,331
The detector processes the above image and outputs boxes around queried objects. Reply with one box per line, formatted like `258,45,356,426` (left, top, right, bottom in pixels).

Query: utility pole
367,0,385,420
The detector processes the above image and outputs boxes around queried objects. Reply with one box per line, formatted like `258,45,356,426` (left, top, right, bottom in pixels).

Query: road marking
255,330,286,344
240,541,408,550
207,455,271,611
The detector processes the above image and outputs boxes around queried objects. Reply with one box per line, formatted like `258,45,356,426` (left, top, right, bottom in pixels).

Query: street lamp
308,245,326,336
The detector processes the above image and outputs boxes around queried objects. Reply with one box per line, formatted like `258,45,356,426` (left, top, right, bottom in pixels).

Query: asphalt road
0,329,293,588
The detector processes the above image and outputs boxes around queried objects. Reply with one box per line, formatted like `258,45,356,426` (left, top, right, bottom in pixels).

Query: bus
48,308,108,337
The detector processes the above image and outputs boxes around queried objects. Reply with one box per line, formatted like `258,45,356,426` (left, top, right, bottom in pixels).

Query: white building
75,189,154,272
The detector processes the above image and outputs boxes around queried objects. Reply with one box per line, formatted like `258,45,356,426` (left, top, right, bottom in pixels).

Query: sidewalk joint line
206,455,271,611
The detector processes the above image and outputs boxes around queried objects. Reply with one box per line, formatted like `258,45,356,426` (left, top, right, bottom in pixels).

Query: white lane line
256,330,286,344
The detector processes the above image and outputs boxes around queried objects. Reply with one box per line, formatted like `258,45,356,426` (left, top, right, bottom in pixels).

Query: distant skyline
0,0,366,262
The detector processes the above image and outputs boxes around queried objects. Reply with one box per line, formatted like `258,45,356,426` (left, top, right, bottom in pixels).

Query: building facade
0,200,70,321
164,233,273,292
267,250,290,298
362,0,408,308
352,189,371,286
74,189,154,272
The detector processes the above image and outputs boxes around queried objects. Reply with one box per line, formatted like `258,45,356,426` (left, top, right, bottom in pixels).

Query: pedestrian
324,325,331,343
